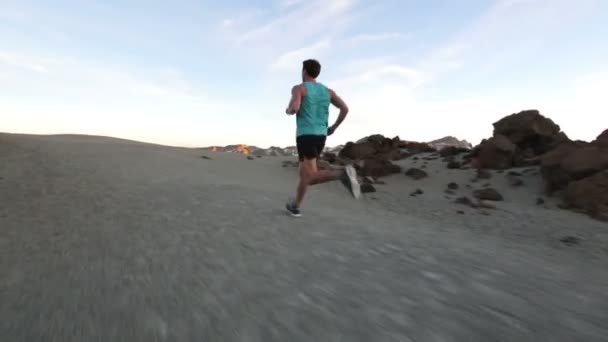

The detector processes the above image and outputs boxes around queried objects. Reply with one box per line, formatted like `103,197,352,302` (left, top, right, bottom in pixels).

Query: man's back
296,81,330,137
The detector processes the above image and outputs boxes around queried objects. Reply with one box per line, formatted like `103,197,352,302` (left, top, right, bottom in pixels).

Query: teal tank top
296,81,330,137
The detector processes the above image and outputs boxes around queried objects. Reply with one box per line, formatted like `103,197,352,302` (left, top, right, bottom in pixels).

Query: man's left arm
285,85,302,115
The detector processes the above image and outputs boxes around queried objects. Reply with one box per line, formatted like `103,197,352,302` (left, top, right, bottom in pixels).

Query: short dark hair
302,59,321,78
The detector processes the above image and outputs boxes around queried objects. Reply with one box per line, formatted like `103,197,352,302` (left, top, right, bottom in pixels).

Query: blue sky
2,0,607,147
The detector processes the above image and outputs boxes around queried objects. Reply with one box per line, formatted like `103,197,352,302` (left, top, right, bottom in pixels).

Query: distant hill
201,137,470,157
200,144,298,157
427,136,472,150
200,144,256,154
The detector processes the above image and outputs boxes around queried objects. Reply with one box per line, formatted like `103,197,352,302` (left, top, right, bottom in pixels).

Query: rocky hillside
312,109,607,222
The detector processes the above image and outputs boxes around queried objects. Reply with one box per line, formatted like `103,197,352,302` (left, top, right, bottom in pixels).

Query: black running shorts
296,135,326,161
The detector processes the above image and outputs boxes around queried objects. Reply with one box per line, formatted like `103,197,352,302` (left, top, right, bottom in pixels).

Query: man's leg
297,162,351,205
309,169,344,185
295,158,317,208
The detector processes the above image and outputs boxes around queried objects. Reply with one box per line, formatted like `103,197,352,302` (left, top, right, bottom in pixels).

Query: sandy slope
1,133,607,341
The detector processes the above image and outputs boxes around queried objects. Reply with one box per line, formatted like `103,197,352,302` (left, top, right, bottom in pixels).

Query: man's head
302,59,321,81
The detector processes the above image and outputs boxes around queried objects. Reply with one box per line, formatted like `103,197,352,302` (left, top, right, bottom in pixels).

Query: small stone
559,236,581,246
247,156,255,160
479,210,491,216
507,171,523,176
201,155,212,160
447,182,459,190
536,198,545,205
507,175,524,187
410,189,424,196
405,168,429,180
360,183,376,193
457,210,465,215
473,188,504,201
256,155,262,158
477,200,496,209
455,196,475,207
445,189,456,195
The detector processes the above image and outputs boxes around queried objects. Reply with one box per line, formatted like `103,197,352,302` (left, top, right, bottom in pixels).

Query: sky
1,0,608,148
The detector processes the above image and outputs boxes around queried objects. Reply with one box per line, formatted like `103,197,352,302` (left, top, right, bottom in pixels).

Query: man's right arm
328,89,349,135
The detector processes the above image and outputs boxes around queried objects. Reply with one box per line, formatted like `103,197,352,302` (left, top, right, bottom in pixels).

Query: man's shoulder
292,83,307,95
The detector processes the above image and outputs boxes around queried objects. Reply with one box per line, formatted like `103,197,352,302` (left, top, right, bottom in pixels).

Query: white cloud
343,32,408,45
418,0,597,82
271,39,331,71
277,0,306,8
330,63,428,93
221,18,233,28
0,51,50,73
234,0,356,46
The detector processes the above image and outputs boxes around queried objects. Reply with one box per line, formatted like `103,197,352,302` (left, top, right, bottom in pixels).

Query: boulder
359,159,402,178
476,169,493,179
473,188,504,201
405,168,429,180
540,141,608,193
322,152,338,163
493,110,568,155
593,129,608,147
474,135,516,169
447,160,461,169
339,142,377,160
340,135,404,161
564,170,608,220
439,146,470,158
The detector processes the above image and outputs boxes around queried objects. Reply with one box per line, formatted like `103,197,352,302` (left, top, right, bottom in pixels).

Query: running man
284,59,360,217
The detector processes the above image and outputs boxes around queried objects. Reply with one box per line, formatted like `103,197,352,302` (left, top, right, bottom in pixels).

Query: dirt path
1,133,607,341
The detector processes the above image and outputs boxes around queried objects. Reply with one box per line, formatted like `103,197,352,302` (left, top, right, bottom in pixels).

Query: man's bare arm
285,85,303,115
328,89,349,135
